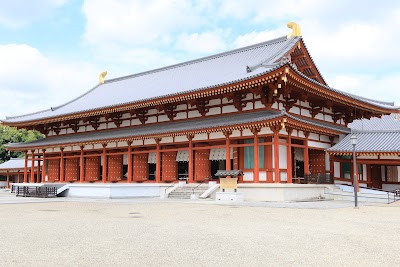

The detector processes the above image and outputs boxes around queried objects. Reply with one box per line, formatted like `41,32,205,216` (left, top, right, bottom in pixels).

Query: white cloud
234,28,288,48
82,0,205,46
175,30,229,53
0,44,100,119
0,0,68,28
328,74,400,105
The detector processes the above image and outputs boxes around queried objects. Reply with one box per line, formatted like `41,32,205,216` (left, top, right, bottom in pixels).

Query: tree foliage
0,124,44,163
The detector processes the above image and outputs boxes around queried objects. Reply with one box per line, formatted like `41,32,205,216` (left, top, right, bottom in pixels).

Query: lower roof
8,110,349,150
0,158,37,171
327,131,400,155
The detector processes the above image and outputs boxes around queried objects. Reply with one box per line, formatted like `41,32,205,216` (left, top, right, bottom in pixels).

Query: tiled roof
7,110,348,149
4,36,299,123
349,114,400,131
0,158,37,170
4,34,398,124
326,130,400,154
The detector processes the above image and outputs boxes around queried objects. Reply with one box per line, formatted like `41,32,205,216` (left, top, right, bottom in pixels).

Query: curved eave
2,66,288,127
7,111,348,151
327,151,400,156
286,65,400,114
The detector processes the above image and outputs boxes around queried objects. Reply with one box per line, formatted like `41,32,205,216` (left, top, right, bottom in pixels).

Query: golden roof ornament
99,71,107,84
287,22,301,38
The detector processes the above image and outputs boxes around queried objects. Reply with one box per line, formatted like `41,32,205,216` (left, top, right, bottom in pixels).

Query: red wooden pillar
304,132,310,175
37,159,41,183
42,149,47,183
24,151,28,183
6,171,9,189
80,146,84,183
224,131,232,172
252,128,260,183
102,144,107,183
286,128,293,183
188,134,194,183
30,150,35,183
60,148,65,182
266,138,273,183
273,128,280,183
127,141,132,183
156,139,161,183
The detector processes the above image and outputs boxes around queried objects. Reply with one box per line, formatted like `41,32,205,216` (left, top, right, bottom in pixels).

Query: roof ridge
105,35,290,84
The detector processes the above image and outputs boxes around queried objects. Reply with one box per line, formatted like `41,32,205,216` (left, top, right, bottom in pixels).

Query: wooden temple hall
2,23,400,190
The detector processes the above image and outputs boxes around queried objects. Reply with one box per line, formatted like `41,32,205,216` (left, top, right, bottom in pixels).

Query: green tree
0,124,44,163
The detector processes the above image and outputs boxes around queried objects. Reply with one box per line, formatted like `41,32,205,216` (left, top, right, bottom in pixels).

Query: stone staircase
168,184,210,199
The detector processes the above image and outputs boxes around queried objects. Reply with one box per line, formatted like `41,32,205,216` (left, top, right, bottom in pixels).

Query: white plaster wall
188,110,201,118
242,129,253,137
158,115,169,122
381,166,386,181
334,162,340,177
147,116,157,123
242,102,253,111
320,135,330,142
221,98,231,104
325,114,333,122
132,140,142,146
315,113,324,120
298,131,305,138
280,171,287,182
175,136,188,142
259,171,267,182
300,101,310,108
259,127,273,135
289,106,300,114
123,154,128,165
107,143,117,148
78,126,85,132
60,129,67,135
121,120,130,127
175,112,187,120
381,155,400,160
98,124,107,130
144,139,156,145
254,101,264,109
176,104,187,111
302,109,312,117
272,103,278,109
53,147,61,152
358,155,378,159
147,108,157,115
161,137,174,144
362,164,367,181
279,144,287,168
231,130,241,138
308,141,331,149
309,133,319,141
222,105,238,113
325,153,330,171
208,99,220,106
243,171,253,181
193,133,208,141
210,132,225,139
208,107,220,115
131,119,141,125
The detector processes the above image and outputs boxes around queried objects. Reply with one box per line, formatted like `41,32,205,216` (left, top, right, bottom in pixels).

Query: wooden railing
303,173,334,184
15,186,58,198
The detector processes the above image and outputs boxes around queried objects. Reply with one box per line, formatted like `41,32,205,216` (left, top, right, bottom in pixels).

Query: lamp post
350,135,358,208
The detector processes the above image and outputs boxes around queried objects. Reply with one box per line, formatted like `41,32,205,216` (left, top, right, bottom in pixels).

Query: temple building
2,23,400,198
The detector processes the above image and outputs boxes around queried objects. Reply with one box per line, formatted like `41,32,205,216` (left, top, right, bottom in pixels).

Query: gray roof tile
327,130,400,154
0,158,37,170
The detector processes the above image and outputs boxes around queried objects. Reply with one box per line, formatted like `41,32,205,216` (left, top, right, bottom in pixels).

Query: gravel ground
0,194,399,267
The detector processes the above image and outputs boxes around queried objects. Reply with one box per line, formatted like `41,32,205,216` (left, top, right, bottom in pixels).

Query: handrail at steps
192,178,210,195
164,181,179,197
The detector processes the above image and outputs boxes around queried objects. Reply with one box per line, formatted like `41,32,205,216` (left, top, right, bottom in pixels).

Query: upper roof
4,36,299,123
349,114,400,131
3,33,399,125
7,110,349,150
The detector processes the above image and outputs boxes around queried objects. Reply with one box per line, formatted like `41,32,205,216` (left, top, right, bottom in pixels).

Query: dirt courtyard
0,198,399,267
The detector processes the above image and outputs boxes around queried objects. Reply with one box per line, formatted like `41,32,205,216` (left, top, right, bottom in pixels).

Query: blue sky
1,0,400,120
